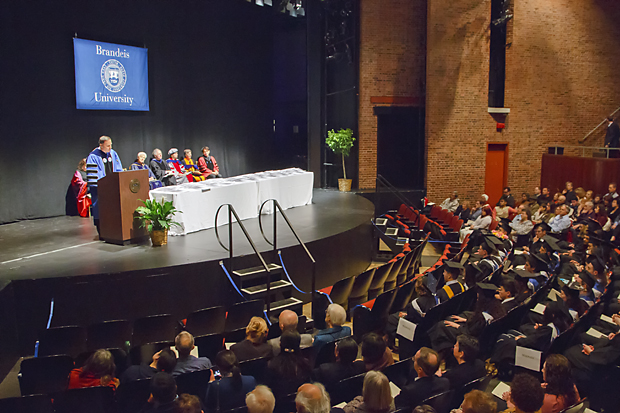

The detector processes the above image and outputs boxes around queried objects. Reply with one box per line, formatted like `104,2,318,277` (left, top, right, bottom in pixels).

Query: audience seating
312,339,337,368
329,373,366,405
131,314,176,348
352,288,397,339
53,386,116,413
368,261,394,299
450,376,487,410
224,299,265,343
348,268,376,310
175,368,213,399
185,306,227,337
0,394,54,413
239,356,269,384
388,280,416,314
86,320,132,352
18,355,74,396
381,358,412,389
384,256,405,292
313,276,356,328
116,377,151,413
421,389,454,413
37,326,87,359
194,333,225,362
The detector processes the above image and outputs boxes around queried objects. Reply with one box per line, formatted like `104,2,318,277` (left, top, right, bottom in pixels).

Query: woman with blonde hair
344,371,395,413
230,316,273,361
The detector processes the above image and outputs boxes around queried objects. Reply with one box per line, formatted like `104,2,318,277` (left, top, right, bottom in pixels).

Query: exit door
485,143,508,206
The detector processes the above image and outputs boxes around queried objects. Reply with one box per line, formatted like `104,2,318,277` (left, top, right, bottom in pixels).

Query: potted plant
326,128,356,192
135,198,182,246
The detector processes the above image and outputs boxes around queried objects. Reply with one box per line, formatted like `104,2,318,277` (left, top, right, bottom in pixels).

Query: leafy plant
326,128,355,180
135,198,182,232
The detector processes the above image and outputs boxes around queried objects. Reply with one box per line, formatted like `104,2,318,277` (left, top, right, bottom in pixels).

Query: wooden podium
98,170,149,245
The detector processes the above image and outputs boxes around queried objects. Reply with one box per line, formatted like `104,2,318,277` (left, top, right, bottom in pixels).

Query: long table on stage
149,168,314,235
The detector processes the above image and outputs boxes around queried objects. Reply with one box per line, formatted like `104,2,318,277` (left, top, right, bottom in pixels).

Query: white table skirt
149,168,314,235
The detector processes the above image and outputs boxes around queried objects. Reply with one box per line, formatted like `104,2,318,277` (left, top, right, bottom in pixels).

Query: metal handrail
258,199,316,316
579,108,620,143
214,204,273,314
547,144,620,158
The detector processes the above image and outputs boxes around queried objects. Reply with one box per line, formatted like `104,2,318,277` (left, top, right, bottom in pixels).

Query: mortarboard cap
578,271,596,289
542,236,565,253
444,260,464,270
512,269,533,280
477,282,498,291
480,236,498,253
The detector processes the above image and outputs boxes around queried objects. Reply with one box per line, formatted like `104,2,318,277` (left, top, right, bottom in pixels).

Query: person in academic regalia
150,148,177,186
182,149,206,181
436,261,466,303
197,146,222,179
71,158,92,217
131,152,164,190
86,136,123,232
165,148,190,184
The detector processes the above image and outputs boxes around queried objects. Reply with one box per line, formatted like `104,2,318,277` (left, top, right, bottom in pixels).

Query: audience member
563,181,578,204
394,347,449,409
354,332,394,371
495,198,510,220
458,200,472,222
246,385,276,413
469,200,483,222
440,191,459,213
386,276,437,345
548,205,571,233
140,372,177,413
175,394,203,413
131,151,164,190
312,337,364,391
604,182,619,203
497,187,516,208
459,205,492,242
197,146,222,179
540,354,579,413
122,348,177,383
269,310,313,356
295,383,331,413
313,304,352,351
538,187,552,204
497,276,519,312
231,316,273,361
204,350,257,412
150,148,177,186
442,335,485,389
604,116,620,157
436,261,465,302
69,349,120,390
343,371,394,413
266,330,312,398
459,390,497,413
172,331,213,376
501,373,545,413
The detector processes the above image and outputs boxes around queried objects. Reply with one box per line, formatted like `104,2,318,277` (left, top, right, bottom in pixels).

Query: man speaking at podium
86,135,123,234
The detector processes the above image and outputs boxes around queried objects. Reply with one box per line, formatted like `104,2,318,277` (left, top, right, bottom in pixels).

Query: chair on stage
86,320,132,352
224,299,265,343
19,355,74,396
53,386,116,413
0,394,54,413
185,306,227,337
37,326,87,359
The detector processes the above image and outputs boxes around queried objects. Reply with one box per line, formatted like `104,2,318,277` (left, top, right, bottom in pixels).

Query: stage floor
0,189,375,289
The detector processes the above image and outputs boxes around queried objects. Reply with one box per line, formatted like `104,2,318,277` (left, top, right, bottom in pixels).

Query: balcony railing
548,145,619,158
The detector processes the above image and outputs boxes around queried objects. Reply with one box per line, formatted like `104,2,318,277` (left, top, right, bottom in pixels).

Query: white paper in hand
531,303,546,315
397,317,416,341
389,381,401,398
491,381,511,399
586,328,605,339
515,346,542,371
600,314,615,324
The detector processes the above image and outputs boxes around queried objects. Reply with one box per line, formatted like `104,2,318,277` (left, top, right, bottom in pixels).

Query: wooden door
485,143,508,206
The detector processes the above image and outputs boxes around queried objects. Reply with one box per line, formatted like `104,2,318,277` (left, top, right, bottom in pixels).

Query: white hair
295,383,330,413
137,151,147,159
326,304,346,326
152,148,161,157
246,385,275,413
481,194,489,202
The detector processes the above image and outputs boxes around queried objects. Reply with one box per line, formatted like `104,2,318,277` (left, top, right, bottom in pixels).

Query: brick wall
358,0,427,189
426,0,620,203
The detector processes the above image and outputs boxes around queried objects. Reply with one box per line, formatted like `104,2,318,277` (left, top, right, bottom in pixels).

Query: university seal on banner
101,59,127,92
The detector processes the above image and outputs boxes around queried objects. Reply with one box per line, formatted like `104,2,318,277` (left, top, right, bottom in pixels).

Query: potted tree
326,128,356,192
135,198,182,246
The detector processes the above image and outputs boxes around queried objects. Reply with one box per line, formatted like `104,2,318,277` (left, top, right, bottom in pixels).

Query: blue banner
74,38,149,111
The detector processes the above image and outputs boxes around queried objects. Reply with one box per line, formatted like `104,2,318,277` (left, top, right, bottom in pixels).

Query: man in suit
313,304,351,351
442,335,486,390
497,187,516,208
311,337,365,392
605,116,620,158
395,347,449,409
497,276,519,312
436,261,465,303
268,310,313,356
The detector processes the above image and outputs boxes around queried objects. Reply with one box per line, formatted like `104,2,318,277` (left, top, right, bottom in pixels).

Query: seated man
121,348,177,383
459,390,497,413
172,331,213,376
548,205,571,233
246,385,276,413
141,372,178,413
394,347,449,409
268,309,313,356
197,146,222,179
295,383,331,413
313,304,351,351
440,191,459,213
150,148,177,186
312,337,365,391
497,276,519,312
165,148,190,184
131,151,164,190
442,335,485,390
437,261,465,302
182,149,205,181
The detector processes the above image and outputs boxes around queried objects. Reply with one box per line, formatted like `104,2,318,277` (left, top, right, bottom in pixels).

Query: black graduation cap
476,282,499,293
546,300,572,321
480,236,499,253
562,281,583,298
530,253,551,271
579,271,596,289
542,235,566,253
444,260,464,270
512,269,533,280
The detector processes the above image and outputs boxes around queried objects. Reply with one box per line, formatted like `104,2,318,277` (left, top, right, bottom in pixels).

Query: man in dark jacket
605,116,620,158
443,335,486,390
395,347,449,409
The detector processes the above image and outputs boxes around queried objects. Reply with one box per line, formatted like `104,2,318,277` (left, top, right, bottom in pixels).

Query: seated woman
71,158,92,217
429,283,506,354
460,206,493,243
204,350,257,412
594,204,610,230
231,316,273,362
458,200,472,222
265,330,312,399
609,198,620,223
540,354,580,413
312,337,365,392
131,151,164,190
385,276,437,346
68,349,119,390
343,371,395,413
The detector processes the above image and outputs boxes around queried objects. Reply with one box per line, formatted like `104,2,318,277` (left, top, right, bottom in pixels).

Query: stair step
265,297,303,312
233,263,282,277
241,280,291,295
